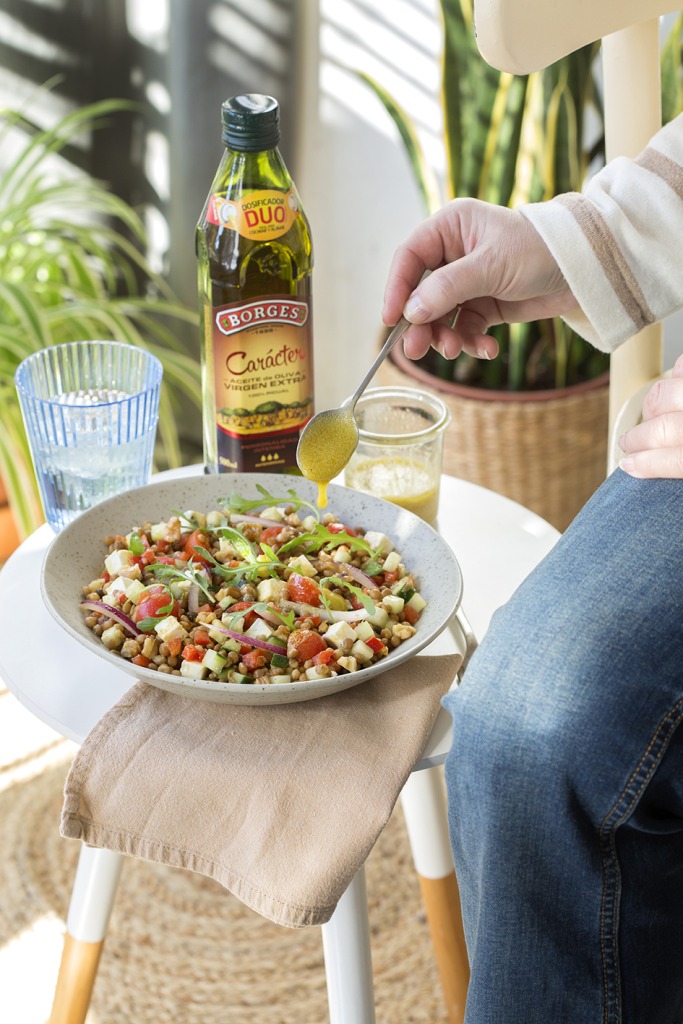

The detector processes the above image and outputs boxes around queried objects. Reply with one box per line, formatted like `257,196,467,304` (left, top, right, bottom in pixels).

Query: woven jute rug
0,701,450,1023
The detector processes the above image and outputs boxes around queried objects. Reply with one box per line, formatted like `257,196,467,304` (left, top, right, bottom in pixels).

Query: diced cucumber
270,674,292,684
406,592,427,613
382,595,405,615
366,606,389,628
202,649,227,675
383,551,402,572
271,652,289,670
354,620,375,642
230,671,254,685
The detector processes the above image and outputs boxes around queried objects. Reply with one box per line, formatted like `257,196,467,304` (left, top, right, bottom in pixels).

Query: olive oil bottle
196,94,314,474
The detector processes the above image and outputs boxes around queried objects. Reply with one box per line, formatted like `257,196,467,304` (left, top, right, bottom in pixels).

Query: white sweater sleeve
519,113,683,353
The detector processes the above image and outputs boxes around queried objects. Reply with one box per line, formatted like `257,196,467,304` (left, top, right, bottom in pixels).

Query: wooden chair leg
49,845,124,1024
401,768,469,1024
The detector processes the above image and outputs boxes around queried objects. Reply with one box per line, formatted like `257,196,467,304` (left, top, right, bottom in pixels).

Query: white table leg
49,845,124,1024
321,866,376,1024
401,768,469,1024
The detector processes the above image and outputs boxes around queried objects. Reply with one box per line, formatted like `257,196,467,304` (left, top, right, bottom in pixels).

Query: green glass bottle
196,94,314,474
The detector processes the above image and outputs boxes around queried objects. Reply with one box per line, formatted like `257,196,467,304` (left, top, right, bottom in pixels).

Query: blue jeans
443,469,683,1024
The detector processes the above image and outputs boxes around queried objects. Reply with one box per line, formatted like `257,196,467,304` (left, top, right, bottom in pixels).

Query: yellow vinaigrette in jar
345,456,439,524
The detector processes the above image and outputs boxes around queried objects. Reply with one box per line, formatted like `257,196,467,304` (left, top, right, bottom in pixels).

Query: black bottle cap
221,94,280,151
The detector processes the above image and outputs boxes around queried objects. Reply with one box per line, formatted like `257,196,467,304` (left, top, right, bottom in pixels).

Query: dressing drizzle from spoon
296,313,412,507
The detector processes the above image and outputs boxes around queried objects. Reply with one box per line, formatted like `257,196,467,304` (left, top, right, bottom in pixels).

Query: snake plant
360,1,683,391
0,94,201,539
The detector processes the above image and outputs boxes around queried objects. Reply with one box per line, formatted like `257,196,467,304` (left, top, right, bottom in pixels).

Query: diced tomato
132,549,156,568
184,529,212,566
287,628,327,662
133,586,180,624
312,647,336,666
259,525,283,545
198,603,213,613
349,595,365,611
383,569,399,585
131,654,151,668
242,649,268,672
154,555,176,565
181,644,205,662
327,523,356,536
167,637,183,657
102,572,110,583
365,636,387,654
193,629,212,647
155,539,169,553
287,573,321,606
229,601,257,629
294,615,322,628
403,604,420,625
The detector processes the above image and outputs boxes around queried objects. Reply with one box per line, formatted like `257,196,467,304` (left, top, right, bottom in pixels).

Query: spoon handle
343,315,410,412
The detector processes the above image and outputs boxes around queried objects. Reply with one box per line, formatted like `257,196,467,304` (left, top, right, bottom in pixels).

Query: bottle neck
216,145,292,194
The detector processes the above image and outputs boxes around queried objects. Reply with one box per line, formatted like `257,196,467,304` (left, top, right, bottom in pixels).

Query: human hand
382,197,580,361
619,354,683,478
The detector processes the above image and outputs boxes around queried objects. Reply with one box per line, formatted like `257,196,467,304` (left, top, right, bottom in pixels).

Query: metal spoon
296,313,411,484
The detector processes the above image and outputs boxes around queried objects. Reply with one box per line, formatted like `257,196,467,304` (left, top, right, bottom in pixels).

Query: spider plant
0,93,201,539
360,1,683,392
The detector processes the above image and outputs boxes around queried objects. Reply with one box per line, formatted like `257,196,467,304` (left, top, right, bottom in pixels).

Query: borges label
216,299,309,337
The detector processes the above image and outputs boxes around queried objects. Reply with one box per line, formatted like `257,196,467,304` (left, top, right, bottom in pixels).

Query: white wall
295,0,441,411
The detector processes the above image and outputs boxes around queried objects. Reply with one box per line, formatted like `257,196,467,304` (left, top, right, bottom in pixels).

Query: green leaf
353,71,442,215
321,576,376,613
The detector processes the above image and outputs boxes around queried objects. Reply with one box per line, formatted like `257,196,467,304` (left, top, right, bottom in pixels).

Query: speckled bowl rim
41,473,463,705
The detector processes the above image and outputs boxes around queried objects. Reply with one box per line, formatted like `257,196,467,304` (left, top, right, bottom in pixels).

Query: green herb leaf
252,602,296,630
148,563,215,604
222,485,320,521
361,559,384,577
278,524,373,557
322,575,376,613
215,525,258,562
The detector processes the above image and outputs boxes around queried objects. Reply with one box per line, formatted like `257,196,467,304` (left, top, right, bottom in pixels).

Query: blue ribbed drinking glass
15,341,163,532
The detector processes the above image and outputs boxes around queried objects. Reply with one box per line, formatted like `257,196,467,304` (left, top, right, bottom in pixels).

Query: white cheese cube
150,519,181,544
218,538,237,556
104,549,134,576
154,615,187,643
286,555,318,578
350,639,374,664
257,578,289,602
100,592,121,607
101,625,126,650
180,660,207,679
337,656,359,673
332,545,352,564
245,618,274,642
324,621,358,649
407,592,427,613
301,515,318,531
383,551,402,572
382,595,405,615
354,620,375,642
206,510,225,528
108,576,146,602
364,531,393,555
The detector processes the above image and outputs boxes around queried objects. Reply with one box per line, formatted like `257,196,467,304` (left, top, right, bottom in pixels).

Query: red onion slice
332,561,377,589
80,600,143,637
208,622,285,654
229,513,284,528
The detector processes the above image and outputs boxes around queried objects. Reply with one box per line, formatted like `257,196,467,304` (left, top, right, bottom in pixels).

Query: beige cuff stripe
636,147,683,202
555,194,653,333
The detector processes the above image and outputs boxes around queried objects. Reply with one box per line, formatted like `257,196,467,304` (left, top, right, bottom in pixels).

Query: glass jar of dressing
344,387,450,525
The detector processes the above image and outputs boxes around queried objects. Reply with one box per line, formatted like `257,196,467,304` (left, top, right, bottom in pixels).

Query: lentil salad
80,486,427,685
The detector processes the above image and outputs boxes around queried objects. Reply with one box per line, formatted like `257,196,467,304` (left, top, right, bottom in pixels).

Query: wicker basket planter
379,346,610,532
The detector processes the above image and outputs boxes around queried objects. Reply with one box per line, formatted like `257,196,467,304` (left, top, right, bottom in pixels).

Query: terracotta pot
378,346,610,532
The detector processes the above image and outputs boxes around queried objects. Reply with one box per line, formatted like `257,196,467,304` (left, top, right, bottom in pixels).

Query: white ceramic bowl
41,473,463,704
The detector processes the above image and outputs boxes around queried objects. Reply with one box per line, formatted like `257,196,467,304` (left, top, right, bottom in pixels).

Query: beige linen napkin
61,653,459,928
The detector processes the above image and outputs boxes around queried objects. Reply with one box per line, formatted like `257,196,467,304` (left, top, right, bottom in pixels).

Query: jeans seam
598,696,683,1024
